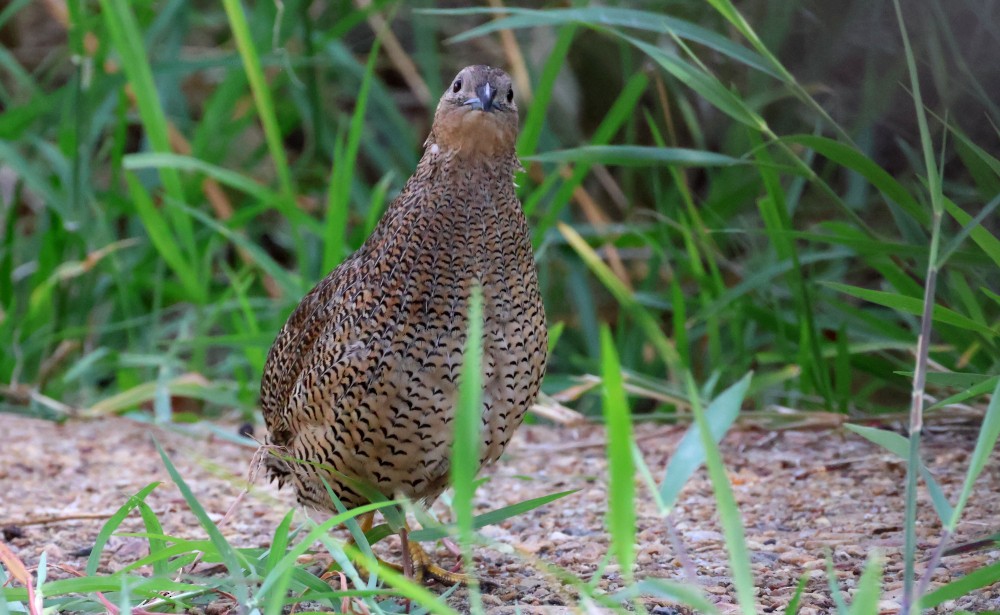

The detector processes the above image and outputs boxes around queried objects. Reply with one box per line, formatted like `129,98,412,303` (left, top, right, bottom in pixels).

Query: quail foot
260,65,547,584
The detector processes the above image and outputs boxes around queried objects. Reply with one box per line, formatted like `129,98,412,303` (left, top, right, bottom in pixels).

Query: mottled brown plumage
260,65,547,580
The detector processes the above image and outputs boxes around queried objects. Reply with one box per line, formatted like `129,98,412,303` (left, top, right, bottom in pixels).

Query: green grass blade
942,197,1000,268
527,145,746,167
136,499,168,577
0,565,11,614
946,377,1000,530
844,424,953,523
612,578,720,614
824,282,995,339
703,0,852,142
531,71,649,239
113,537,214,574
116,572,130,613
153,439,249,604
253,501,386,597
660,373,749,509
220,0,293,200
220,0,301,264
123,152,281,204
351,548,461,615
936,193,1000,267
753,131,833,408
262,561,295,615
124,173,204,303
98,0,194,256
599,326,635,579
3,575,203,599
517,24,577,159
86,482,161,575
684,372,755,614
83,374,229,417
560,222,679,369
834,324,851,413
452,285,484,613
920,561,1000,608
430,6,778,79
0,135,59,206
262,511,294,579
620,33,766,132
409,490,577,542
177,203,303,297
847,552,883,615
825,552,850,614
781,134,926,225
783,573,809,615
324,33,381,271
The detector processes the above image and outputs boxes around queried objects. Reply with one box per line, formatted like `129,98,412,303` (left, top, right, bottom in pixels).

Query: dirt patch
1,414,998,613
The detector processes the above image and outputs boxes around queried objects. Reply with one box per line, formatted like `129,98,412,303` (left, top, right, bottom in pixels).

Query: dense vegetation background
1,1,997,421
0,0,997,613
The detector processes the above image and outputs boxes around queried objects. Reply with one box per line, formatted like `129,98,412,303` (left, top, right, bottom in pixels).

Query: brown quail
260,65,547,583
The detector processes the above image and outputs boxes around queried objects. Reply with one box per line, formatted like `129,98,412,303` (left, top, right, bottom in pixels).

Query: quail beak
464,82,496,112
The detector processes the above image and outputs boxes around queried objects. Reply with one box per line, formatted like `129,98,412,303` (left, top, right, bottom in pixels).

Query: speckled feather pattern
260,66,547,513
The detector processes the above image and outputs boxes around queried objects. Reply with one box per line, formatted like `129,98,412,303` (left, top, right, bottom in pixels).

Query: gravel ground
1,413,998,614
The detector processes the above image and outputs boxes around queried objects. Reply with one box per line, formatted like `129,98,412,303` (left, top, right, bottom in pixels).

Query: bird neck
414,145,521,209
362,145,524,258
357,145,528,283
424,106,519,160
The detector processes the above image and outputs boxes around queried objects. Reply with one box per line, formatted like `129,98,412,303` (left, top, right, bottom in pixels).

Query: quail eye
506,87,514,102
452,80,462,93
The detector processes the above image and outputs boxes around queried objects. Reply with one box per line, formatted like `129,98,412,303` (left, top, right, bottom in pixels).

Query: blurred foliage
0,0,997,422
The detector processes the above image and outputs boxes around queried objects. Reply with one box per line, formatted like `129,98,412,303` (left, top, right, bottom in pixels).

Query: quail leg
344,513,469,585
441,537,464,572
398,526,470,585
